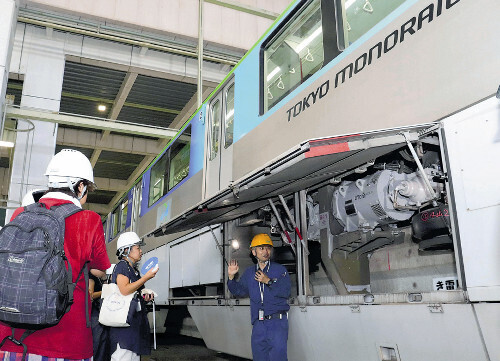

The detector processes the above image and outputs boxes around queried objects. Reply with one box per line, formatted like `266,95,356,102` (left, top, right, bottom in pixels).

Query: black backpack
0,202,89,360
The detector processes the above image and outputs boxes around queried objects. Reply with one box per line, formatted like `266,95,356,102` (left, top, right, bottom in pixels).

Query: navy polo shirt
228,261,291,324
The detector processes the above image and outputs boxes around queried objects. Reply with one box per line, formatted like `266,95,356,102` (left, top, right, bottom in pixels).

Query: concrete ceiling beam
91,71,138,166
84,203,112,215
6,106,178,138
93,177,129,192
57,128,163,156
205,0,279,20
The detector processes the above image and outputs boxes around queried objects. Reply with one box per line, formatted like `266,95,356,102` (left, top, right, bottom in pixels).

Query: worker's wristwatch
266,279,274,287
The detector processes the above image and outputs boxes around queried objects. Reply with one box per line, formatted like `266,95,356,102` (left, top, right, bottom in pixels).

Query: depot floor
142,334,250,361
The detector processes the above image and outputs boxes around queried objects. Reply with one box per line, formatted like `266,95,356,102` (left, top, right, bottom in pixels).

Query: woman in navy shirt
109,232,159,361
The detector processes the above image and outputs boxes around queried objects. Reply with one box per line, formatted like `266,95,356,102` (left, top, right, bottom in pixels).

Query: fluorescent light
98,104,107,112
345,0,356,8
296,26,322,53
266,66,281,82
0,141,14,148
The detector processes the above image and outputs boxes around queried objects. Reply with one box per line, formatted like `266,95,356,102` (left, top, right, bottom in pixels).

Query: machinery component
278,195,308,253
332,168,442,233
306,195,320,241
331,227,409,255
411,204,453,252
268,199,297,254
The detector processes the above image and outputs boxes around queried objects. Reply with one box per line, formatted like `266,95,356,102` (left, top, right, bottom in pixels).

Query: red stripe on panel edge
305,134,359,158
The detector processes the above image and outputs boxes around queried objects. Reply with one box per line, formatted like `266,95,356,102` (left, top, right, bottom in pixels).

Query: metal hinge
350,305,361,313
428,304,443,313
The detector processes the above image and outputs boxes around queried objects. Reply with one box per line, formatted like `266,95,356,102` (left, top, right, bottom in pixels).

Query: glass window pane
149,152,169,206
169,125,191,190
209,100,221,160
343,0,406,45
224,84,235,148
120,199,128,232
112,209,119,237
263,0,323,112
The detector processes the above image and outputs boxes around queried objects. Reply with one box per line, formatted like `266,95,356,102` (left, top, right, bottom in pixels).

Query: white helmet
21,188,47,207
45,149,95,188
116,232,145,257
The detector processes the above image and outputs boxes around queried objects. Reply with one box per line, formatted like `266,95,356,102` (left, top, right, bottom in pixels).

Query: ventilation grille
371,203,388,218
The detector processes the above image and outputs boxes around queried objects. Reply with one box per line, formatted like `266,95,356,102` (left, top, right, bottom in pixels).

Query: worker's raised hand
228,260,239,280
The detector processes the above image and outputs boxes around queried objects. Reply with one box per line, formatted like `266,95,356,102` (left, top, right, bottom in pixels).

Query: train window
209,100,221,160
112,207,119,237
224,84,235,148
120,198,128,232
149,125,192,206
169,125,191,190
149,152,169,206
263,0,323,113
342,0,406,45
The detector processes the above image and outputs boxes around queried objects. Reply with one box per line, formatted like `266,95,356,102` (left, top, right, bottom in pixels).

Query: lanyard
257,263,270,305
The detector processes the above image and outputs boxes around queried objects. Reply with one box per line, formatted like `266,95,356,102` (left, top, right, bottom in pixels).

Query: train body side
230,0,500,181
104,0,500,359
107,0,500,253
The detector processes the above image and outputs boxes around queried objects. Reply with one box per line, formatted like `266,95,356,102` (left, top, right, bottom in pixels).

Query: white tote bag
98,283,135,327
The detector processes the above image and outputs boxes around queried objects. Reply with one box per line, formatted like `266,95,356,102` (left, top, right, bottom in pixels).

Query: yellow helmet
250,234,273,248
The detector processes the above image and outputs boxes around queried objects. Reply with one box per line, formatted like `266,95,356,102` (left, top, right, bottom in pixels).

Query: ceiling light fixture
98,104,107,112
230,239,240,250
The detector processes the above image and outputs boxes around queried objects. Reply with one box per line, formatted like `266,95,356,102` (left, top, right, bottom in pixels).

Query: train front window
342,0,406,45
263,0,323,113
169,125,191,190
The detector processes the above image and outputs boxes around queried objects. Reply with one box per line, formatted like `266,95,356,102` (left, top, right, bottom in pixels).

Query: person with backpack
109,232,158,361
0,149,111,361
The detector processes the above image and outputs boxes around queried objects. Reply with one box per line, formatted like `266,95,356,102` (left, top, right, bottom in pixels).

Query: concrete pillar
6,25,65,220
0,0,18,138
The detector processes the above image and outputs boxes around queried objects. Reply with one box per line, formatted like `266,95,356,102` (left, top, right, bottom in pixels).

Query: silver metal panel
191,303,489,361
188,305,252,359
169,242,183,288
182,236,200,286
138,244,170,305
442,97,500,301
161,129,420,234
198,228,223,285
473,303,500,361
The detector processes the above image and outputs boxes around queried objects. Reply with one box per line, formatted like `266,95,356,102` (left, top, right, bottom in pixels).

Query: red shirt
0,198,111,359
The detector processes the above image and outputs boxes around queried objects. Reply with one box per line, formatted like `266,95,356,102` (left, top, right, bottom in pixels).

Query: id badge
258,309,264,321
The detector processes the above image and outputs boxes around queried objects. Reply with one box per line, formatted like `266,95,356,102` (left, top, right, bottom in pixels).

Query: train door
204,79,235,199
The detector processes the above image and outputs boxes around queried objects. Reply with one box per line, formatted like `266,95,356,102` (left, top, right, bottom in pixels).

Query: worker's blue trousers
251,317,288,361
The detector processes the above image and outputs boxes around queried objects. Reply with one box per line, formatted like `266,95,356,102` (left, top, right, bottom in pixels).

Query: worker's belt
263,311,288,320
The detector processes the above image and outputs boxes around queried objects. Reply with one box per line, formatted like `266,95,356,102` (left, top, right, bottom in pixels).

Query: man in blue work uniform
227,234,291,361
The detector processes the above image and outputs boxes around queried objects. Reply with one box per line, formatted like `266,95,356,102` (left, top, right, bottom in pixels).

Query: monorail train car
103,0,500,360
